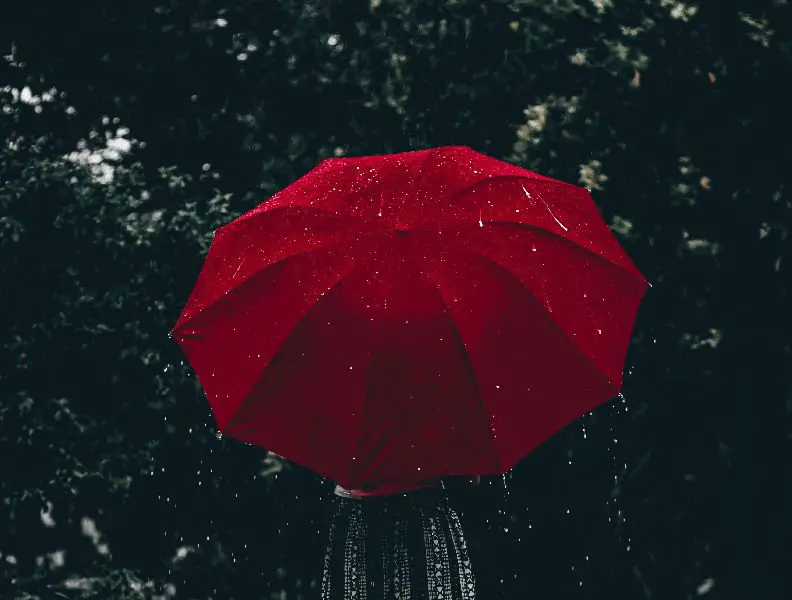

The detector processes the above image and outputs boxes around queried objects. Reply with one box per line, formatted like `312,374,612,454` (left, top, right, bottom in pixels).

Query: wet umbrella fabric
171,146,649,491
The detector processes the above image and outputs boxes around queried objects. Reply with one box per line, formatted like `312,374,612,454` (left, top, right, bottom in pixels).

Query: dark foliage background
1,1,790,599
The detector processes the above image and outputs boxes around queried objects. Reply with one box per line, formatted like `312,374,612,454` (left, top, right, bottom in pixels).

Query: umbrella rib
419,271,502,473
486,221,641,281
461,248,620,393
225,257,369,435
173,234,361,334
448,175,644,279
451,173,581,200
347,350,384,487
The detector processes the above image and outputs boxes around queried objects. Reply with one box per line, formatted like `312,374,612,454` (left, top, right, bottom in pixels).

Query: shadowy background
1,1,790,599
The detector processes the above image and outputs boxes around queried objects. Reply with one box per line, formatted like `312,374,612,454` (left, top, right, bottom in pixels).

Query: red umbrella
171,146,649,491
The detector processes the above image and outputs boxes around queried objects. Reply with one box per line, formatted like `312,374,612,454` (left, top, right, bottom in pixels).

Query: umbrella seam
462,248,621,393
488,220,644,282
419,271,502,474
453,172,581,197
448,175,644,278
347,349,384,489
217,258,368,436
173,233,364,335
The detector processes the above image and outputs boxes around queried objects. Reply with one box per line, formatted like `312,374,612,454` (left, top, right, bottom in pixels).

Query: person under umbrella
172,146,648,600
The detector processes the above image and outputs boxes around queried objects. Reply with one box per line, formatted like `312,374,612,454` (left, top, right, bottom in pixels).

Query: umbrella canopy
171,146,649,491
